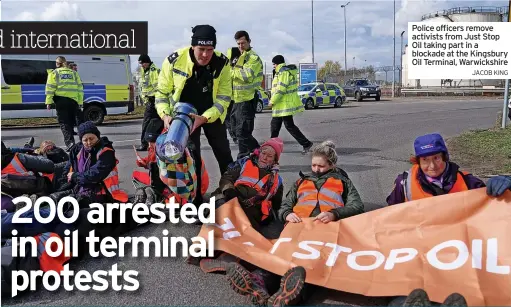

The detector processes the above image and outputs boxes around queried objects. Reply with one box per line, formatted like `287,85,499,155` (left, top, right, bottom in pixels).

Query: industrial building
401,6,509,88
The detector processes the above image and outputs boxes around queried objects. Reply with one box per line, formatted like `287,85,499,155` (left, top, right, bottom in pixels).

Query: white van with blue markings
1,54,135,125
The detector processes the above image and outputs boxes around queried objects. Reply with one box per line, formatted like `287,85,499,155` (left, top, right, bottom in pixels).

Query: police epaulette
167,52,179,65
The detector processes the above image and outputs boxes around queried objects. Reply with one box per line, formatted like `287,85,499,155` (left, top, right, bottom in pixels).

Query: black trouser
270,115,312,148
189,119,234,205
232,98,260,159
54,96,82,148
225,101,237,141
140,96,160,147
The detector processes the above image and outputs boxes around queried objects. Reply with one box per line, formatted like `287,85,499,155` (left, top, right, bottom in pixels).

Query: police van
1,54,135,125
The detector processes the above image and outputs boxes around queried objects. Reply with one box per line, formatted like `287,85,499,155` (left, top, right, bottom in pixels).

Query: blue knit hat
414,133,448,158
78,121,100,140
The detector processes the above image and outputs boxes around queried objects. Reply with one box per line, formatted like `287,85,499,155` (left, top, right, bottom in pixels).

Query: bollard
156,102,197,161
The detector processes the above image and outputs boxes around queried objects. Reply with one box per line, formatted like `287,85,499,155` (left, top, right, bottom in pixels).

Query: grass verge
446,125,511,177
1,106,145,127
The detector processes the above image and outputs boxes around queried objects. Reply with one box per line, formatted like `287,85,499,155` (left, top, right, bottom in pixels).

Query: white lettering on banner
407,22,511,79
264,237,510,274
347,251,386,271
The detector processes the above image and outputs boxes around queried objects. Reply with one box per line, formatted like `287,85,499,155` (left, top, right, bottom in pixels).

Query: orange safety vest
41,173,54,182
293,177,344,218
403,164,469,202
34,232,71,272
1,153,35,176
70,146,129,203
234,159,282,221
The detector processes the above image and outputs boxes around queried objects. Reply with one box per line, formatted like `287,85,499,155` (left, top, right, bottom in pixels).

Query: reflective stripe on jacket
403,164,469,202
228,48,264,103
1,153,35,176
140,63,160,99
235,159,282,221
155,46,232,123
270,63,304,117
294,177,344,217
45,67,84,105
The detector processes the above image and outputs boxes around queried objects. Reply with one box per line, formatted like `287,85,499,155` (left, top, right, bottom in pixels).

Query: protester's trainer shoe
441,293,467,306
200,252,240,274
267,266,306,306
402,289,431,306
301,143,313,155
226,262,270,306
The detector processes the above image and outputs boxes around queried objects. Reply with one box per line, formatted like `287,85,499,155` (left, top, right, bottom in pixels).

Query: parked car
255,89,270,113
297,81,346,110
343,78,381,101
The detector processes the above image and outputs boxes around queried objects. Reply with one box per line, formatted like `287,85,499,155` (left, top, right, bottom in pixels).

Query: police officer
45,56,84,151
155,24,234,206
225,47,241,145
136,54,162,151
230,30,263,159
269,55,313,154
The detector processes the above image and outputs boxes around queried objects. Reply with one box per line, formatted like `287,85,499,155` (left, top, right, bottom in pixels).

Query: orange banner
198,188,511,306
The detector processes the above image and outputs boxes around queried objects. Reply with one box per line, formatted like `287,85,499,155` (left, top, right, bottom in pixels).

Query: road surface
1,98,502,306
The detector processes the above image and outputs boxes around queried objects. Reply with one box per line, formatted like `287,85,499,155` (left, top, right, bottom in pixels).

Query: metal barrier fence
401,87,507,97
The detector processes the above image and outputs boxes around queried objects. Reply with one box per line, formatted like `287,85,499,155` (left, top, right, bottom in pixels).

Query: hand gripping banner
198,188,511,306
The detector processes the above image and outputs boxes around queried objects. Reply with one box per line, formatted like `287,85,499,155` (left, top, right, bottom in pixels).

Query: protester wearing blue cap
386,133,485,206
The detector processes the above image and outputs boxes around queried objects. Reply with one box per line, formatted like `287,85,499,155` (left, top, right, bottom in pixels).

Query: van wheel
84,105,105,125
256,100,264,113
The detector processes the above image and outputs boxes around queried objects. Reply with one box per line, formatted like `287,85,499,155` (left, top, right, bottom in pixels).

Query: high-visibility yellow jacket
270,63,304,117
155,46,232,124
229,48,263,103
140,62,160,101
45,67,84,105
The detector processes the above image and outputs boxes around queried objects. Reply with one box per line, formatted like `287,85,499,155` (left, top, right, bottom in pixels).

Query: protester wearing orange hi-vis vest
199,141,364,307
209,137,284,231
386,133,485,206
59,121,129,205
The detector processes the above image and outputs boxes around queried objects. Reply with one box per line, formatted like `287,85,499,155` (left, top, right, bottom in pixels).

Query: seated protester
1,141,55,196
212,137,284,230
386,133,485,206
198,138,284,273
58,121,129,206
486,175,511,197
223,141,364,307
1,141,54,177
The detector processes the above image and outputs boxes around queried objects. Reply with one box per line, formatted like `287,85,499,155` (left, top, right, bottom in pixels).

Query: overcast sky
1,0,509,76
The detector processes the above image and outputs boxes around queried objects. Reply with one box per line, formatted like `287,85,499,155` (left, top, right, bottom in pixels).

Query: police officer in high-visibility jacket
45,56,84,151
136,54,162,151
155,24,234,206
230,31,263,159
270,55,313,154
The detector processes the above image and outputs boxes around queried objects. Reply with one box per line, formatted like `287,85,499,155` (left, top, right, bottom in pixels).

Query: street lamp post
352,57,355,78
392,0,396,98
341,2,350,78
312,0,315,63
400,30,405,88
502,0,510,128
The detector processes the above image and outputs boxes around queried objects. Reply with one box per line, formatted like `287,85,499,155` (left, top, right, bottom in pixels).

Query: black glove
223,188,238,201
